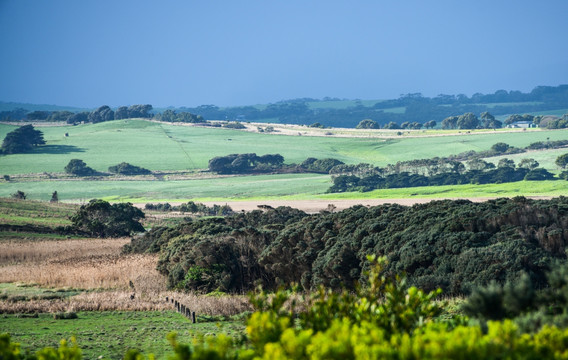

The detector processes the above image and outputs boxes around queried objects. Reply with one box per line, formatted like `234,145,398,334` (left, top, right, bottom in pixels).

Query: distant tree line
153,109,204,123
170,85,568,127
123,197,568,295
328,161,555,193
0,104,154,124
2,85,568,128
327,142,568,193
144,201,234,216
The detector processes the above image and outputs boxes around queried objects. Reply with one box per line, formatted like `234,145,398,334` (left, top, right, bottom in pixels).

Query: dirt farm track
195,196,554,214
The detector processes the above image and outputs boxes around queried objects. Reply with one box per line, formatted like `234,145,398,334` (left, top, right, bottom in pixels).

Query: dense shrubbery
64,159,97,176
327,140,566,193
208,153,286,174
154,109,203,123
327,165,557,193
108,162,151,175
71,199,144,237
207,153,344,175
1,125,45,154
125,197,568,295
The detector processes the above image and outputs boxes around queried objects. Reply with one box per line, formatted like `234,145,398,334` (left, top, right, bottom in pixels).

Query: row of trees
169,85,568,128
0,105,154,124
153,109,204,123
207,153,345,175
144,201,234,216
328,163,555,193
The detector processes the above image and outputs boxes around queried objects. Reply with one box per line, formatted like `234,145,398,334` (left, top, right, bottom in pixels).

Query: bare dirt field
200,197,555,213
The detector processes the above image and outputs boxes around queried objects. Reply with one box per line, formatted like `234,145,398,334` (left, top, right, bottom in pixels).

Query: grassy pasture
0,174,331,202
1,120,567,201
1,121,567,176
3,311,245,360
0,198,77,227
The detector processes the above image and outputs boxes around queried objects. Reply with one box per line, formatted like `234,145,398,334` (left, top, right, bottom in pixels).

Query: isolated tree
356,119,380,129
50,191,59,203
1,125,45,154
11,190,26,200
71,199,145,237
64,159,96,176
556,153,568,169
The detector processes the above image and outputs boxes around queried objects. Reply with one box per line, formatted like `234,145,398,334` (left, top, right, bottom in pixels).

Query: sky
1,0,568,108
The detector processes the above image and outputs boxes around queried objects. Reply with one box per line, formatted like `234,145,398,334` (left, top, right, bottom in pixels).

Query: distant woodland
2,84,568,128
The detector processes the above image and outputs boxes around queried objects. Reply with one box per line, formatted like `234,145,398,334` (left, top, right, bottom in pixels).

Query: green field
1,120,567,201
0,198,77,226
1,120,567,174
0,174,331,202
3,311,244,359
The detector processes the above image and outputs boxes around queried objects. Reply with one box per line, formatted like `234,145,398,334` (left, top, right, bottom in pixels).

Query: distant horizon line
2,83,567,111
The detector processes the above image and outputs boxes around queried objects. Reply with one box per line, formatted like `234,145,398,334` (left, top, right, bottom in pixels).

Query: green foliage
108,162,151,175
1,125,45,154
0,333,81,360
355,119,379,129
208,153,285,174
556,153,568,169
71,199,144,237
88,105,114,123
11,190,26,200
64,159,96,176
133,197,568,295
300,158,344,173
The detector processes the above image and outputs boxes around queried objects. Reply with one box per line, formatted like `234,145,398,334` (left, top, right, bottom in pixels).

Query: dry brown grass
0,237,252,315
0,238,165,292
0,290,252,315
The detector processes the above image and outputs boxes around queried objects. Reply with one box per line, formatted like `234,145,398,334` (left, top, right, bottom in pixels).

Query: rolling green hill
1,119,567,202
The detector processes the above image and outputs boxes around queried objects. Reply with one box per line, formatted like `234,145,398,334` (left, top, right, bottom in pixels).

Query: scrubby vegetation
125,197,568,296
8,255,568,359
108,162,151,175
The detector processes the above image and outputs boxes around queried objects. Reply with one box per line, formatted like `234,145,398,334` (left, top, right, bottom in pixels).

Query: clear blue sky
1,0,567,108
